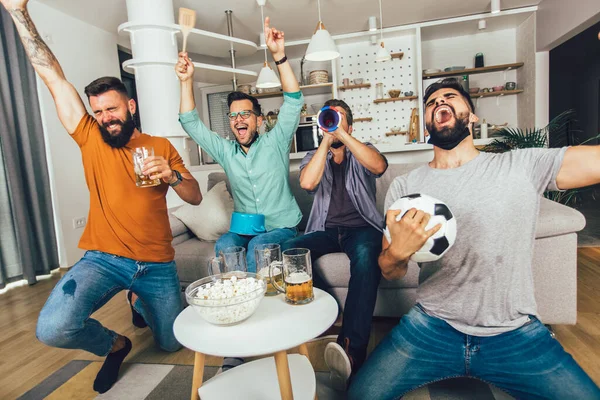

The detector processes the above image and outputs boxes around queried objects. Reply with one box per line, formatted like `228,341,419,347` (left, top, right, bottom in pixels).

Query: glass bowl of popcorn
185,272,267,326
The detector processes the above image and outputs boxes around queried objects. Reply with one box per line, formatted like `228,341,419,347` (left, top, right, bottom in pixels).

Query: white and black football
384,193,457,262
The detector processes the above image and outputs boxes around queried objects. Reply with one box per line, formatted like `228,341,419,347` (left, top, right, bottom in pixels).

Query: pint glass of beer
255,243,282,296
132,147,161,188
270,248,314,305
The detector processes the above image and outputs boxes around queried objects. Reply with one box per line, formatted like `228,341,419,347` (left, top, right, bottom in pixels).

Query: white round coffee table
174,287,338,400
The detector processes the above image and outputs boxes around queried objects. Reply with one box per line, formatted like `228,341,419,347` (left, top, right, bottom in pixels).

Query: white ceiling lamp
305,0,340,61
255,0,281,89
375,0,391,62
491,0,501,14
478,19,487,30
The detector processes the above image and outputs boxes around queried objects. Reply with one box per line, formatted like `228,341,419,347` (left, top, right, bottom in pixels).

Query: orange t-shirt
72,114,189,262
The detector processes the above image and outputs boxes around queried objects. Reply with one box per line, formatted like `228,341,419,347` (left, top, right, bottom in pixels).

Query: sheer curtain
0,7,59,287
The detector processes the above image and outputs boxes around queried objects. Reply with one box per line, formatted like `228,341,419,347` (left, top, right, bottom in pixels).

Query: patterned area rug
18,360,514,400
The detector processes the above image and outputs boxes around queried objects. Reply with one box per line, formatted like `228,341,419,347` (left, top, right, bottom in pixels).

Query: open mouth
235,124,249,138
434,105,454,125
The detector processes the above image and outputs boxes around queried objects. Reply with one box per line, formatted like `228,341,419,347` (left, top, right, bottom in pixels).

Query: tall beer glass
255,243,282,296
270,248,314,305
132,146,161,188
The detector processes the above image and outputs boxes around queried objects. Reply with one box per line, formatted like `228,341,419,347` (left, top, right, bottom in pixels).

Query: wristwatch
169,170,183,187
274,55,287,65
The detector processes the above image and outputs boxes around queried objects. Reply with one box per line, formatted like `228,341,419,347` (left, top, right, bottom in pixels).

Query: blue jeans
349,305,600,400
36,250,182,357
215,227,297,273
282,226,382,370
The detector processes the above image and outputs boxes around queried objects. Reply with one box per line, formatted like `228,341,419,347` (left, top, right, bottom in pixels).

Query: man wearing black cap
349,78,600,399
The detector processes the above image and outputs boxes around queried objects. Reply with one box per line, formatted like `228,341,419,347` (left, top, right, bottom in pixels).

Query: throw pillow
172,181,233,241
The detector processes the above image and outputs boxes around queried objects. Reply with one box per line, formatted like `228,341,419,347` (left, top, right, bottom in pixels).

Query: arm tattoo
9,9,59,69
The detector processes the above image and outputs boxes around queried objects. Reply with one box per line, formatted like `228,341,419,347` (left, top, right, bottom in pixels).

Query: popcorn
191,276,265,325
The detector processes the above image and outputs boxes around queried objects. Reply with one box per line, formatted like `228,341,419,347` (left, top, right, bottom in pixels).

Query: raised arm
175,52,196,114
264,16,299,93
2,0,86,134
555,146,600,190
334,126,387,176
300,132,334,191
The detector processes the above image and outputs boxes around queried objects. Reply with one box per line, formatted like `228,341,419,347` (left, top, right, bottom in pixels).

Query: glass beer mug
255,243,283,296
270,248,314,305
208,246,247,276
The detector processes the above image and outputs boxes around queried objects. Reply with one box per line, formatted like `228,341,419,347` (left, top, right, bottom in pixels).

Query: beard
426,105,471,150
99,112,136,148
330,140,344,149
236,129,258,148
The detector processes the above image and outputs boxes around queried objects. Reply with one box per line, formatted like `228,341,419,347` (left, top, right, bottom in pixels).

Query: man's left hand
142,156,174,184
264,16,285,60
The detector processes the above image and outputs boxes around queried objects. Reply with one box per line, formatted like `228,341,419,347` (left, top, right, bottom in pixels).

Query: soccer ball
384,193,457,263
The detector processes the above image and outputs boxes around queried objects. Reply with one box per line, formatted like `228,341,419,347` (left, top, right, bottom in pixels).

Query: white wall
422,29,519,129
534,51,550,129
536,0,600,51
516,15,536,130
29,1,121,267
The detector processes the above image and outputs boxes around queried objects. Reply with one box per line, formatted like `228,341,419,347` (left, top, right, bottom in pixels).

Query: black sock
93,337,132,393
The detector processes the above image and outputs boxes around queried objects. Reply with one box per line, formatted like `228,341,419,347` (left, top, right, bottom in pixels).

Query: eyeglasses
227,110,258,121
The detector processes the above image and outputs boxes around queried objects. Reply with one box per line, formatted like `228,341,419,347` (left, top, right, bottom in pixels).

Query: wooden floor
1,248,599,399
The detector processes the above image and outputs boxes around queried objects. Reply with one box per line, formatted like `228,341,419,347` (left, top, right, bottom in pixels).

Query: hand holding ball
384,194,457,262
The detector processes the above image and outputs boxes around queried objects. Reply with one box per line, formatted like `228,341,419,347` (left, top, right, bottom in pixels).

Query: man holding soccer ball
348,78,600,399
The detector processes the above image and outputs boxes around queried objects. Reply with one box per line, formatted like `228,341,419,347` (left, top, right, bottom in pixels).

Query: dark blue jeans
282,226,382,370
36,251,182,356
349,305,600,400
215,227,298,273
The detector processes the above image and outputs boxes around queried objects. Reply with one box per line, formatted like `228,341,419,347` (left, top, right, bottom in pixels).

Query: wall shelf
391,52,404,60
422,62,524,79
339,83,371,91
354,117,373,122
121,59,257,84
385,131,408,136
471,89,524,98
118,22,258,58
254,82,334,99
373,96,418,103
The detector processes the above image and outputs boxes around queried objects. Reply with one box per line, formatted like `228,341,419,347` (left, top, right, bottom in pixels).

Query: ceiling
39,0,542,49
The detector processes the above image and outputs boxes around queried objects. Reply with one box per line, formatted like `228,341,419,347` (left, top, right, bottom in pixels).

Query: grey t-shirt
384,148,567,336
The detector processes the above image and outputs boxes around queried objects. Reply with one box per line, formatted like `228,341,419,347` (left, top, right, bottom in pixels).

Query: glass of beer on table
270,248,314,305
132,146,161,188
255,243,283,296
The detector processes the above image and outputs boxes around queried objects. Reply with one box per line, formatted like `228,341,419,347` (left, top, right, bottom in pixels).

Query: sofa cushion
172,181,234,241
174,238,216,284
314,253,420,289
207,170,314,231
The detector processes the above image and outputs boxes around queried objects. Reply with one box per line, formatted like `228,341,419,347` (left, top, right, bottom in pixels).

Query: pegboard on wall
336,32,419,148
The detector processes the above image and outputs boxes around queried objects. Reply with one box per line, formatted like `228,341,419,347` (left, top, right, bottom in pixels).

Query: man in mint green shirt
175,17,302,274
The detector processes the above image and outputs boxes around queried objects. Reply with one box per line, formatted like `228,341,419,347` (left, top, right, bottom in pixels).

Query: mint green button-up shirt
178,92,304,231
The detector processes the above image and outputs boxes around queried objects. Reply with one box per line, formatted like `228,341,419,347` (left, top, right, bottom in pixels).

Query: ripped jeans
36,250,182,356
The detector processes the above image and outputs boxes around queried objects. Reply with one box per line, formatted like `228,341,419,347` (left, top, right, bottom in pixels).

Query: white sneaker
324,342,352,391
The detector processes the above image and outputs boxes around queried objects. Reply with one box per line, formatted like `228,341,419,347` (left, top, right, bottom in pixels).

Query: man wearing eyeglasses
175,17,302,275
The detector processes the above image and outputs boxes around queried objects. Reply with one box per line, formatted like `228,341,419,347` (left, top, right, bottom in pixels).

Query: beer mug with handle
219,246,247,273
270,248,314,305
255,243,283,296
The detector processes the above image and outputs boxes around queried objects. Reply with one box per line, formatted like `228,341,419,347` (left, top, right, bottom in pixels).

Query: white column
125,0,191,167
